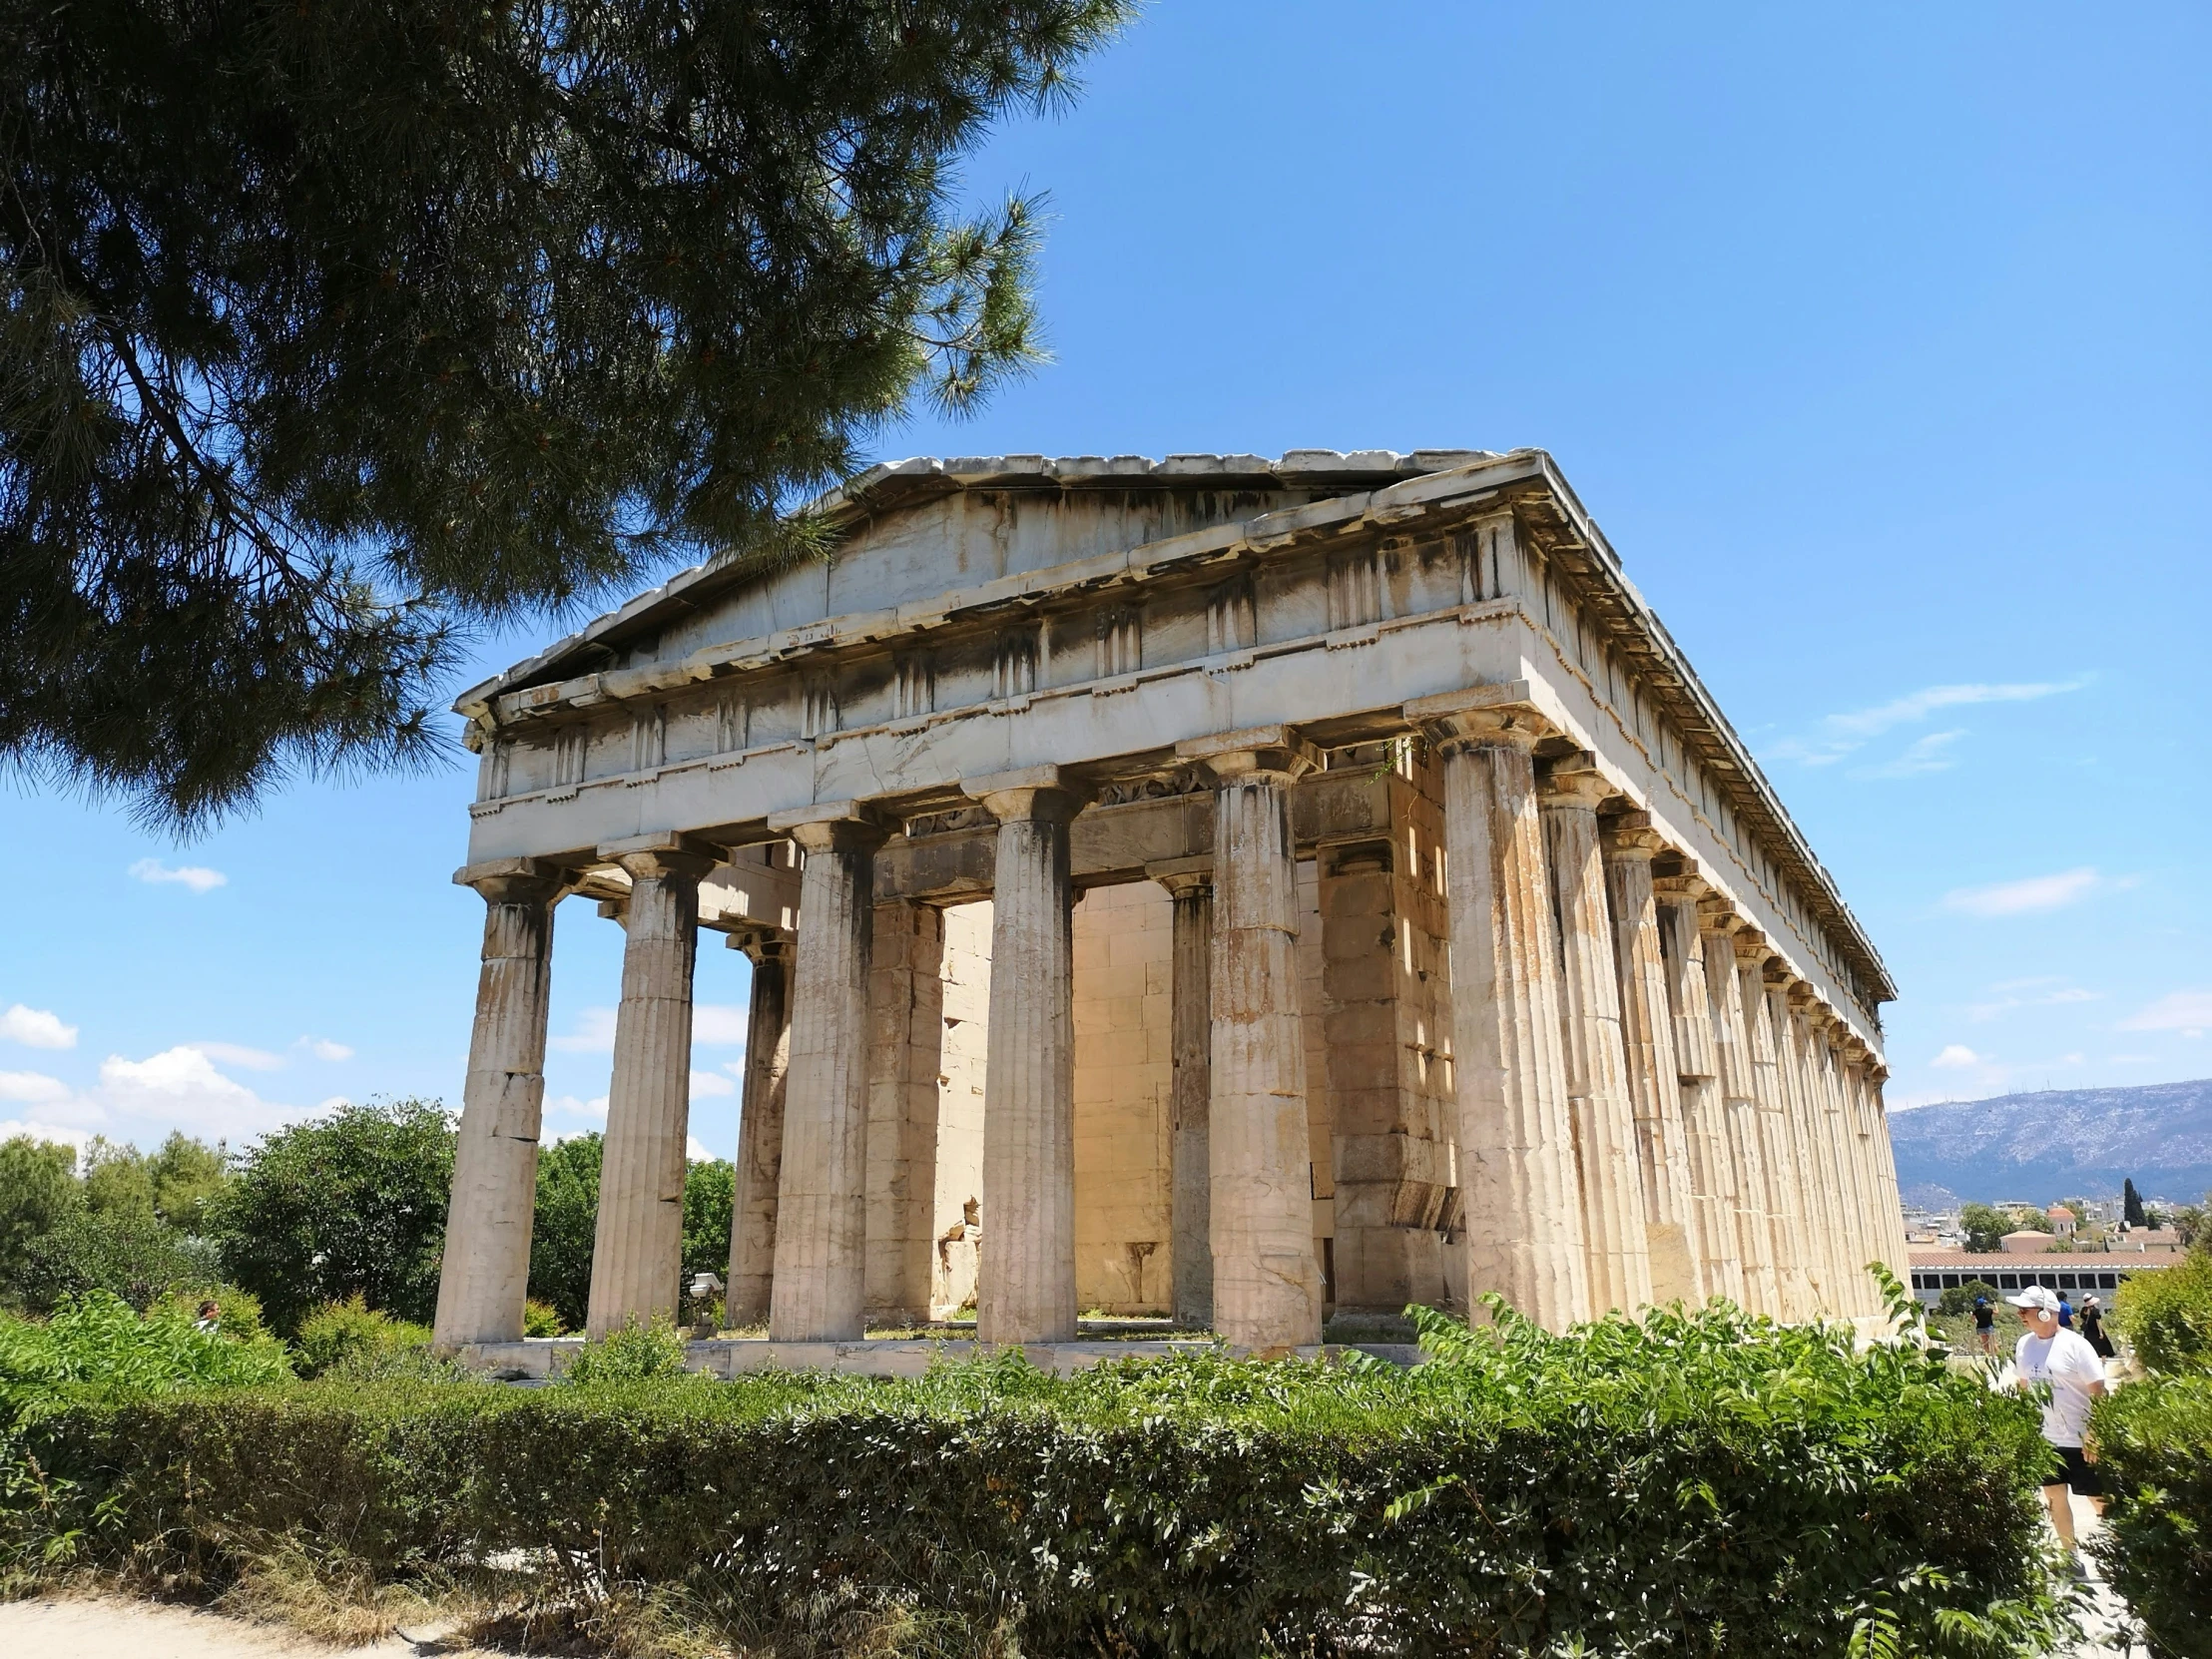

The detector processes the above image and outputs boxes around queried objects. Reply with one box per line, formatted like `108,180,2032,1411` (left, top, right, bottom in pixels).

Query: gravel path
0,1595,440,1657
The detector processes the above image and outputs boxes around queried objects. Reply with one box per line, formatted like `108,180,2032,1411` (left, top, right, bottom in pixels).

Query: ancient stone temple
430,448,1909,1361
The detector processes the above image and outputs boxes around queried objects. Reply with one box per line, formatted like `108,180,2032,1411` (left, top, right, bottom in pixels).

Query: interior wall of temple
928,901,991,1318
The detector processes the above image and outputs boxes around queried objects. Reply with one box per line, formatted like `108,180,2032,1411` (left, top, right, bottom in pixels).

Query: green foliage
0,1136,81,1301
559,1321,689,1386
79,1137,155,1217
528,1133,602,1333
1939,1279,2002,1318
681,1158,733,1295
1960,1202,2010,1254
0,1291,292,1421
293,1297,432,1380
521,1299,565,1339
2,1300,2063,1655
2128,1179,2149,1229
2115,1252,2212,1376
208,1099,454,1334
2090,1374,2212,1658
0,0,1132,830
147,1132,233,1233
16,1206,218,1313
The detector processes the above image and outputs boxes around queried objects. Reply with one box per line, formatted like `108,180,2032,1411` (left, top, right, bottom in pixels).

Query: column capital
596,830,721,882
1175,725,1321,785
1145,854,1213,899
453,857,575,905
1403,682,1552,753
1538,750,1611,812
1786,980,1820,1008
1730,926,1774,966
1696,895,1743,934
768,802,890,854
1651,867,1712,902
963,764,1091,826
726,925,794,964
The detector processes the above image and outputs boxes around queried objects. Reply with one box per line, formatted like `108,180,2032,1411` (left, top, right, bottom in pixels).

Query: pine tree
2124,1177,2146,1228
1,0,1130,828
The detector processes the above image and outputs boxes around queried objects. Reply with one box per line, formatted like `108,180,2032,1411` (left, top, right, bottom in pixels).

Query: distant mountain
1889,1078,2212,1206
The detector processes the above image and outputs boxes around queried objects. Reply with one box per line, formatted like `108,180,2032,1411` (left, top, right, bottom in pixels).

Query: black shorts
2047,1444,2102,1497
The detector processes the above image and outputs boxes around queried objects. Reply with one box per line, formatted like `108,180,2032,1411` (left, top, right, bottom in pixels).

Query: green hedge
2094,1371,2212,1657
4,1303,2062,1656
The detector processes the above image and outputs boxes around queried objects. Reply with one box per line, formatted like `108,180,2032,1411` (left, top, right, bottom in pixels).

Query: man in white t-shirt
2010,1285,2107,1555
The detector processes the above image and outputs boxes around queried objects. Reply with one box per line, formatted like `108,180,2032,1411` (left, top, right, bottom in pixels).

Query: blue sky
5,2,2207,1161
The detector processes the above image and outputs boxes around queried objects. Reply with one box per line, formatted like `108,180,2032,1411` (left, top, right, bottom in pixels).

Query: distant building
2000,1229,2058,1255
2117,1227,2185,1258
1909,1249,2173,1309
2046,1205,2076,1239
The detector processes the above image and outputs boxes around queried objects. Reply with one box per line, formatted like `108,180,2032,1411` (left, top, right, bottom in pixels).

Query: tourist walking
2009,1285,2106,1561
2079,1296,2115,1361
1972,1295,1996,1356
2057,1290,2074,1329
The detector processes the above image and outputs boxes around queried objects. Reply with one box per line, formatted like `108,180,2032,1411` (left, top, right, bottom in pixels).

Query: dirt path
0,1595,436,1657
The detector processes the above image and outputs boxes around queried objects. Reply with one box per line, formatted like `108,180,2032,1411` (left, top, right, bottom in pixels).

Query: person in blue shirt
2057,1291,2074,1329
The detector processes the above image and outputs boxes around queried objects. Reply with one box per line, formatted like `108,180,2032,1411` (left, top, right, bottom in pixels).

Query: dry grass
213,1542,438,1646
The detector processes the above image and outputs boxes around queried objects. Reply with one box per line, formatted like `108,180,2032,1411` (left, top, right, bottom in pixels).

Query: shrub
0,1136,81,1304
522,1299,564,1338
2091,1373,2212,1658
294,1297,431,1380
1,1299,2064,1656
1938,1279,2001,1318
0,1290,292,1421
559,1320,687,1385
14,1208,218,1313
2115,1252,2212,1375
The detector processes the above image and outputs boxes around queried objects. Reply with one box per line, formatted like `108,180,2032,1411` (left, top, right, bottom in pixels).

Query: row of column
1426,693,1902,1329
433,710,1905,1353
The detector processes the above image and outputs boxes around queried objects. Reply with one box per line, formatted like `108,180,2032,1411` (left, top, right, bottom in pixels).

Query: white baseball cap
2006,1285,2059,1314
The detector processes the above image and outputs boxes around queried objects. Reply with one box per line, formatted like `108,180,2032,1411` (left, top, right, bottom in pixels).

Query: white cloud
687,1136,716,1163
692,1005,750,1045
549,1007,619,1054
0,1071,72,1105
1966,983,2099,1022
689,1070,737,1098
299,1036,353,1062
128,857,229,893
2120,991,2212,1039
96,1046,290,1137
1,1004,78,1050
1852,729,1965,780
545,1092,609,1121
186,1041,285,1072
1941,867,2102,918
1771,679,2086,768
1932,1044,1982,1069
0,1120,92,1157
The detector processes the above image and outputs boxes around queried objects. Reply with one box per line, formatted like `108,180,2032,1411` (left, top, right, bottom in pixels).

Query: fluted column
1864,1059,1912,1287
1180,727,1324,1352
1701,903,1781,1316
725,929,793,1328
1155,863,1215,1330
768,810,885,1342
1411,693,1588,1331
1781,987,1848,1316
433,859,569,1351
586,836,717,1339
966,767,1085,1345
1733,932,1811,1320
1603,819,1701,1307
1654,871,1742,1305
1814,1013,1876,1316
1539,760,1652,1316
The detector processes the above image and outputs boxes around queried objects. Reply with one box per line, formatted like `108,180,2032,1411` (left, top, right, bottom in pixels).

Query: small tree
0,1135,83,1303
1959,1203,2009,1254
530,1133,603,1333
148,1133,232,1233
207,1099,454,1333
2125,1177,2148,1228
1937,1279,2001,1318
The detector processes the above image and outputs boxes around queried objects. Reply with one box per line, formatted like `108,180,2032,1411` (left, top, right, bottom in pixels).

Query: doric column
586,834,718,1339
1153,862,1215,1330
1863,1058,1912,1288
1843,1038,1907,1295
1733,931,1811,1320
1409,692,1588,1332
767,808,886,1342
1179,727,1326,1352
1780,984,1847,1317
865,898,949,1326
1812,1012,1876,1316
967,767,1085,1346
1539,758,1653,1316
725,927,793,1328
1602,819,1701,1307
1745,956,1818,1321
1700,902,1781,1316
1653,870,1743,1306
433,858,570,1351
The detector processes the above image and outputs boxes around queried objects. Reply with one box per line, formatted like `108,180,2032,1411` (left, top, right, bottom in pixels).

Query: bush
2091,1373,2212,1658
559,1320,686,1385
522,1299,565,1338
15,1208,218,1313
0,1291,292,1421
2115,1252,2212,1375
293,1297,431,1380
1938,1279,2001,1318
0,1299,2064,1656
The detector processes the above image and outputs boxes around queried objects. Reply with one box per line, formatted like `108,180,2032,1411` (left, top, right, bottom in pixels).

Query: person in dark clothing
1972,1295,1996,1357
2079,1296,2115,1361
